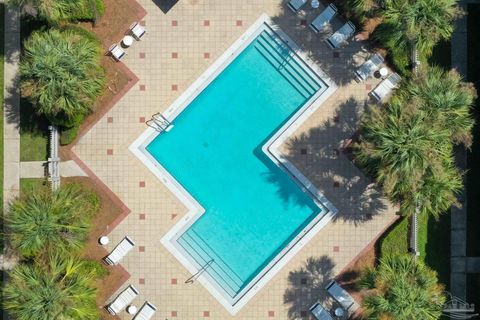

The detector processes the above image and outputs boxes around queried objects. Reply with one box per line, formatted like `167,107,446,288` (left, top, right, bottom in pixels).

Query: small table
311,0,320,8
122,35,134,47
334,307,345,318
126,305,137,315
379,67,389,78
98,236,109,245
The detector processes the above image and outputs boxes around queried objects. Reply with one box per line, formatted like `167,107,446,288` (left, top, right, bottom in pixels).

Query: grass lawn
19,178,48,195
466,4,480,257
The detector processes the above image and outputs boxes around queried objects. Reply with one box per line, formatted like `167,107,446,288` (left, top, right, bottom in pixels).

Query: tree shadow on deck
284,255,335,319
265,97,387,225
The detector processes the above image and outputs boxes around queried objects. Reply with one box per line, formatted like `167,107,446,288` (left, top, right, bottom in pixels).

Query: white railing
48,126,60,191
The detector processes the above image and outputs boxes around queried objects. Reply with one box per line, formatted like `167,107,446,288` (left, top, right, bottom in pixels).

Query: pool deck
73,1,398,319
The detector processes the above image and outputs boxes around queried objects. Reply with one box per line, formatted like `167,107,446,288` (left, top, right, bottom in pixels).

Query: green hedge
70,0,105,21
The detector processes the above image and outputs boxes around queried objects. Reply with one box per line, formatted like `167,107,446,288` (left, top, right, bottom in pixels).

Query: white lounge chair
287,0,307,12
326,281,357,311
109,44,126,61
310,4,338,33
310,302,334,320
130,22,146,40
370,72,402,102
326,21,356,49
107,285,139,315
104,236,135,265
355,53,384,82
133,302,157,320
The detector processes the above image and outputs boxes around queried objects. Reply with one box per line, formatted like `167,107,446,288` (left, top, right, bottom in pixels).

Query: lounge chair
133,302,157,320
310,4,338,33
287,0,307,12
326,21,356,49
104,236,135,265
326,281,357,311
354,53,384,82
310,302,334,320
370,72,402,102
109,44,126,61
130,22,146,40
107,285,139,315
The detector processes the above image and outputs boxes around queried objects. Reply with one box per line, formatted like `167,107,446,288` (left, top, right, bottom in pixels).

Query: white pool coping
129,14,338,315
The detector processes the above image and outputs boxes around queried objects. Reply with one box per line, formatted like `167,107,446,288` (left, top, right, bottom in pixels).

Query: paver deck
73,1,397,319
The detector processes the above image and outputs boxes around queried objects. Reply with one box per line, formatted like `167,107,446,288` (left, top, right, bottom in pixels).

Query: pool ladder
146,112,174,132
185,259,214,284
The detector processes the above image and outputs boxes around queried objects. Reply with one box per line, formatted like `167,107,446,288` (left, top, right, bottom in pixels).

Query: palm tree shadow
264,97,387,225
284,255,335,319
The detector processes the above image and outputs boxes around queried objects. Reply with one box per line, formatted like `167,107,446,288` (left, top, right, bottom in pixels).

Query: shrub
3,254,102,320
20,28,105,127
361,255,446,320
5,183,100,257
8,0,105,24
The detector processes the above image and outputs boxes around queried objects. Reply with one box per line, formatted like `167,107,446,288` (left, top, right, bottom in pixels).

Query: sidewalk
20,160,87,178
3,4,20,212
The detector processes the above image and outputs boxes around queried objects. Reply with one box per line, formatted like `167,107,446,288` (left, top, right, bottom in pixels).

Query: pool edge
129,13,339,315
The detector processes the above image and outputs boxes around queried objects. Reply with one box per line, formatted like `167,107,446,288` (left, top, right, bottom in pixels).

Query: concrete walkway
20,160,87,178
3,4,20,212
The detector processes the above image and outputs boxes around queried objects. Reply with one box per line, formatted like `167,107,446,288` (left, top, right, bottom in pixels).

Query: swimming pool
131,15,337,314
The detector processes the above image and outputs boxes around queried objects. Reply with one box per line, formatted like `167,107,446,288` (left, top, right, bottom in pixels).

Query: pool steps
178,229,244,297
254,30,321,98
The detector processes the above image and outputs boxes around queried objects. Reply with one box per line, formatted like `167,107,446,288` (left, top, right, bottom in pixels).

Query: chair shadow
283,255,335,319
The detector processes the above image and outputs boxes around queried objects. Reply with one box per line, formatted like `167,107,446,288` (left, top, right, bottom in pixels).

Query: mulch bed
59,0,146,317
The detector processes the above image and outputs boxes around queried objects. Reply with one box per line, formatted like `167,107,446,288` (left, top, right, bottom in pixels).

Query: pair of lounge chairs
104,236,135,265
109,22,147,61
355,53,401,101
310,281,358,320
288,0,355,49
107,285,157,319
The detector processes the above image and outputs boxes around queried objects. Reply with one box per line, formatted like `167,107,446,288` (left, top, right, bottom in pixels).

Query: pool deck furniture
370,72,402,102
104,236,135,265
326,281,358,312
122,35,134,47
310,302,334,320
326,21,356,49
133,302,158,320
354,53,384,82
107,285,139,315
287,0,307,12
130,22,146,40
108,44,126,61
309,4,337,33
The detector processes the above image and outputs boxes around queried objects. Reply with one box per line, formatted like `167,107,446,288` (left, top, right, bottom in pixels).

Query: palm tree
5,183,99,257
3,254,102,320
7,0,103,23
397,67,477,147
355,98,462,218
374,0,460,71
360,255,446,320
20,28,105,126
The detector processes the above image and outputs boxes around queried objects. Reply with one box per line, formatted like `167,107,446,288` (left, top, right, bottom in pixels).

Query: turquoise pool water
147,29,325,299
